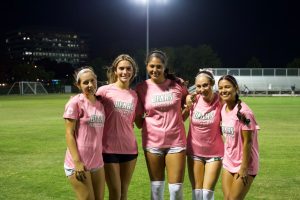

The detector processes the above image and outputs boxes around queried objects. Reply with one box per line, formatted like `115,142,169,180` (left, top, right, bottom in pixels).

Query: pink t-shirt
135,79,188,148
187,94,224,157
63,94,105,170
96,84,138,154
221,102,260,175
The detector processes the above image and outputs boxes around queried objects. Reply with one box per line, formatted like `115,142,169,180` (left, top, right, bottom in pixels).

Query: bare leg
120,159,137,200
222,169,254,200
203,160,222,190
90,168,105,200
187,156,204,189
166,151,186,200
145,151,166,200
165,151,186,183
68,171,95,200
104,163,121,200
145,151,166,181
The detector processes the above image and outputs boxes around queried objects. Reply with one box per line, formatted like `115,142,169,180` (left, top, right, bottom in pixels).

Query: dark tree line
1,45,300,87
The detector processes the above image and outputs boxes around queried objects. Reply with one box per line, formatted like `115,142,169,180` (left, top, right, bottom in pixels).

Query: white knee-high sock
151,181,165,200
202,189,214,200
192,189,203,200
168,183,183,200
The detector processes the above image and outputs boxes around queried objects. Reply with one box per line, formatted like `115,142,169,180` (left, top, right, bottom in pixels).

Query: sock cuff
151,181,165,185
202,189,213,192
168,183,183,186
193,189,203,191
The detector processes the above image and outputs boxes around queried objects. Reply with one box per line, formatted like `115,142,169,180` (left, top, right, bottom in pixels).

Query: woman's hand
74,160,86,182
237,167,248,186
185,93,196,109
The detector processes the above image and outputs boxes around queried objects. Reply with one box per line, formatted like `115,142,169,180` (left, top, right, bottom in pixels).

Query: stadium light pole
131,0,168,80
146,0,149,59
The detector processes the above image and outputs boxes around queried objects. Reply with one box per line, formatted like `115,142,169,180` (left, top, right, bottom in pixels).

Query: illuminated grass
0,95,299,199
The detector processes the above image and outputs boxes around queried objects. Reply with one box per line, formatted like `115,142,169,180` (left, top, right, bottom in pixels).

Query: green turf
0,95,299,199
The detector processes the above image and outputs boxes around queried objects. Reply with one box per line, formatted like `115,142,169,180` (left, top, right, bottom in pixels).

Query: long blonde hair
107,54,138,84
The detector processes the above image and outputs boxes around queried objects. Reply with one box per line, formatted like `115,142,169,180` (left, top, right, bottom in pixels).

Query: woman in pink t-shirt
185,69,224,200
218,75,259,200
135,50,188,200
96,54,139,200
63,67,105,200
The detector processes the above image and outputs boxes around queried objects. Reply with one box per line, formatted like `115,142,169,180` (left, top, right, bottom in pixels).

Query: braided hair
218,75,250,125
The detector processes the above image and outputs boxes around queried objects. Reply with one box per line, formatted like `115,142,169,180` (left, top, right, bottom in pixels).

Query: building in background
5,30,88,66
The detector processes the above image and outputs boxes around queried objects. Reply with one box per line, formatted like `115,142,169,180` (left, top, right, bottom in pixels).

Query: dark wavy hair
145,49,184,86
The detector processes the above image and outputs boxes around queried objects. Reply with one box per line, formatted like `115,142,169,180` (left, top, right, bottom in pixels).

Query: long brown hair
146,49,183,85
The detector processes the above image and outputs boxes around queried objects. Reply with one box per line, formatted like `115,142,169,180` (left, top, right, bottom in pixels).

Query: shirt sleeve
63,97,80,120
241,111,256,131
96,85,106,97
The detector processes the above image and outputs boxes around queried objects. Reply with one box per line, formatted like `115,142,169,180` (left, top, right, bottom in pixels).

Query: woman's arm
134,114,144,129
238,130,253,185
182,105,191,121
65,118,86,181
182,93,196,121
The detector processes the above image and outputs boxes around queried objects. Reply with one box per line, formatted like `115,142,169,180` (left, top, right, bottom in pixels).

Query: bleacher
190,68,300,96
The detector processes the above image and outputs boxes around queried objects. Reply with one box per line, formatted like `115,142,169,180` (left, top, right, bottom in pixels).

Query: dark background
0,0,299,67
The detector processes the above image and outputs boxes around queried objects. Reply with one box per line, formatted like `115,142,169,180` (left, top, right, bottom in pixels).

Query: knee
77,192,94,200
226,195,240,200
120,193,127,200
108,187,121,199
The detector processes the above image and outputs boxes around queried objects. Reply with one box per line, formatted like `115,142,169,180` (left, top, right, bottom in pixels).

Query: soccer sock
151,181,165,200
168,183,183,200
202,189,214,200
192,189,203,200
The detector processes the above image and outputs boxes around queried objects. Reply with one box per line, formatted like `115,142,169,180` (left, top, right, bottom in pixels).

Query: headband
220,75,238,88
196,68,214,81
76,68,93,82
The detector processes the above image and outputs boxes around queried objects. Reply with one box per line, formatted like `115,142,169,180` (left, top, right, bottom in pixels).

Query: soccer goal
7,81,48,95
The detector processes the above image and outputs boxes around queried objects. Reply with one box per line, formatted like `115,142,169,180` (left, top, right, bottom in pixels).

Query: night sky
1,0,299,67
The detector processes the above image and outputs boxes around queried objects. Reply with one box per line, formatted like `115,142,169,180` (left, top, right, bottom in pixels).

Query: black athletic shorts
103,153,138,163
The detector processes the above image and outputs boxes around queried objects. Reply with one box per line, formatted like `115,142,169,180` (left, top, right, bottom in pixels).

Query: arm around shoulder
134,114,144,129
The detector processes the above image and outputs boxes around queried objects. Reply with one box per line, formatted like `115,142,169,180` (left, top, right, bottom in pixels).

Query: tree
34,58,74,85
132,49,147,83
162,47,176,72
10,62,53,82
287,58,300,68
171,45,221,85
88,57,108,85
246,56,262,68
195,44,221,67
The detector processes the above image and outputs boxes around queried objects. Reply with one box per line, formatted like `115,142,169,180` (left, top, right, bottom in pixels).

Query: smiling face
195,75,214,101
115,60,133,84
77,71,97,96
146,56,165,83
218,79,238,103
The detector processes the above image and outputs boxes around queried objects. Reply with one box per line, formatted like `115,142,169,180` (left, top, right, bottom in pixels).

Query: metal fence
212,68,300,77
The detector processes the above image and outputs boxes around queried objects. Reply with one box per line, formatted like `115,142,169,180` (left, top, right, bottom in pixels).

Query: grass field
0,94,299,199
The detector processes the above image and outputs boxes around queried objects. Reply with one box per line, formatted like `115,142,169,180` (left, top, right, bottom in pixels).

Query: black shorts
103,153,138,163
